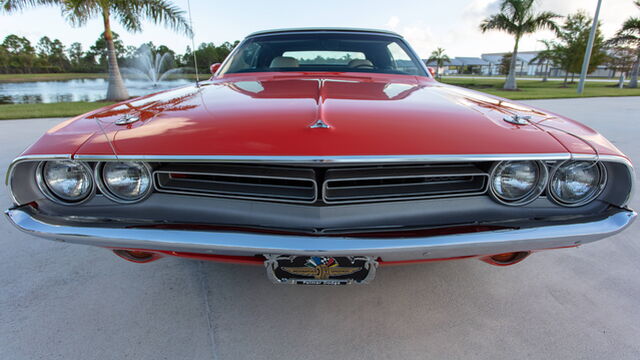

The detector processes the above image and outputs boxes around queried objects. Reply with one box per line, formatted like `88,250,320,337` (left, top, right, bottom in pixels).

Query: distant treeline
0,32,240,74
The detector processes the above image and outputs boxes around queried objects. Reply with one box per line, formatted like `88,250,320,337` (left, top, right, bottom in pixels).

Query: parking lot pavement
1,97,639,360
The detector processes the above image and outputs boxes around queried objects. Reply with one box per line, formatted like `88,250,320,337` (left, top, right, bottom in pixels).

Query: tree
427,47,450,78
606,46,637,78
88,31,125,69
2,34,36,73
480,0,560,90
2,0,193,101
608,0,640,88
547,11,607,85
499,53,513,75
181,41,239,73
37,36,68,71
68,42,84,65
531,40,555,81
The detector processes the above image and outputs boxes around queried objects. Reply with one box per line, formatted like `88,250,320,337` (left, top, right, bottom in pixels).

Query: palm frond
118,0,192,36
523,11,562,34
610,17,640,46
2,0,60,12
480,13,517,34
61,0,100,27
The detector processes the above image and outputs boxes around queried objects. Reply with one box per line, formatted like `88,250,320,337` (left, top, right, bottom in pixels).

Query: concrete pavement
1,97,639,359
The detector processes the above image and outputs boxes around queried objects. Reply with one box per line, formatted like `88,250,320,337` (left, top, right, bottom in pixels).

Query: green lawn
439,77,640,100
0,101,115,120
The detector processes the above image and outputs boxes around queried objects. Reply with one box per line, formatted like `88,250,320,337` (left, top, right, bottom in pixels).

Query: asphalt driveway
1,97,639,359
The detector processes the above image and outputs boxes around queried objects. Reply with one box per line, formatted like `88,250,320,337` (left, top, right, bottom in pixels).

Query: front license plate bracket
265,255,378,285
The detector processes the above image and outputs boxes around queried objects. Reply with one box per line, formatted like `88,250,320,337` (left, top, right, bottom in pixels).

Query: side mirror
427,67,436,77
210,63,222,75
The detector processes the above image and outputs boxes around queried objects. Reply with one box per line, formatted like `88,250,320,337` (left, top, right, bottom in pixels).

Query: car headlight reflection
549,161,606,207
490,160,547,206
98,162,152,203
38,160,94,204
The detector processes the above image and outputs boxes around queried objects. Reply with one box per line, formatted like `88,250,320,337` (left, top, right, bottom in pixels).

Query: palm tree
531,40,555,82
608,0,640,88
2,0,192,101
480,0,560,90
427,48,450,78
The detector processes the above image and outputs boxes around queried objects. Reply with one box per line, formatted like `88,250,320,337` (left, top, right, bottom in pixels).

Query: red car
5,28,636,285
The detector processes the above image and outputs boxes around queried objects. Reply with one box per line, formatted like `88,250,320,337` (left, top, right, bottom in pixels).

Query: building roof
247,28,401,38
482,51,541,64
424,57,487,67
455,57,490,66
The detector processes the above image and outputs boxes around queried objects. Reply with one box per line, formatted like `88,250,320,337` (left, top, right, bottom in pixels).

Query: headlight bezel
489,160,549,206
35,160,95,205
95,161,153,204
548,160,607,207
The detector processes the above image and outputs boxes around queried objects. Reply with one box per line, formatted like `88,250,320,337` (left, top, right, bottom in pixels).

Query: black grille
322,164,488,203
153,163,489,204
154,164,317,203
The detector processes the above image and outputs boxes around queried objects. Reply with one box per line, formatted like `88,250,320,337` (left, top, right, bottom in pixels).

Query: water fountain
123,44,184,87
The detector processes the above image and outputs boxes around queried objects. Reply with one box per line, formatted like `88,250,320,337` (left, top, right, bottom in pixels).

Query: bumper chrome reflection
4,207,636,262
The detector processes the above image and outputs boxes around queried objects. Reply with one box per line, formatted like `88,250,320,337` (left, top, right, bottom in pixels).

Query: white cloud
386,16,400,30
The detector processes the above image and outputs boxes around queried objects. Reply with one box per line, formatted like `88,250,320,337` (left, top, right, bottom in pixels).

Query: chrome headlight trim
547,161,607,207
489,160,549,206
35,161,95,205
95,161,153,204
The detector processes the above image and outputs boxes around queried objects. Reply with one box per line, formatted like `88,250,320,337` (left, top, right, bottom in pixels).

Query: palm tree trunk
102,8,129,101
504,36,520,90
629,47,639,88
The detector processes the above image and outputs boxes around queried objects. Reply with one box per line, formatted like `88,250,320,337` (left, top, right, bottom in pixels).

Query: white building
425,51,616,78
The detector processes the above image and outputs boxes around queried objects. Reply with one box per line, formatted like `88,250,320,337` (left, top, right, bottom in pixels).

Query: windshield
219,33,427,76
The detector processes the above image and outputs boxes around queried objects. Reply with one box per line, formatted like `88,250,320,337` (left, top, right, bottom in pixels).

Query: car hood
55,74,603,157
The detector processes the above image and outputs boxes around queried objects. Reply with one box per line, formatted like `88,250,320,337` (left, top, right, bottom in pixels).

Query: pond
0,78,195,104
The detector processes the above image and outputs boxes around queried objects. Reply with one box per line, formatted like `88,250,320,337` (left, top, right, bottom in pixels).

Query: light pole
577,0,603,94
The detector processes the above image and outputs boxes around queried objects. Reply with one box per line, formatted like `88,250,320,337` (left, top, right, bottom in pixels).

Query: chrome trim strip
5,207,636,261
72,153,576,164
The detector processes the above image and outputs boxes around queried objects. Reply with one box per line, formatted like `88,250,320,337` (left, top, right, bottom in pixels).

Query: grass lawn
439,77,640,100
0,101,115,120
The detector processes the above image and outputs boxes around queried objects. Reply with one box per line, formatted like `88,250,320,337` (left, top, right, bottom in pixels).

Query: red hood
24,73,623,158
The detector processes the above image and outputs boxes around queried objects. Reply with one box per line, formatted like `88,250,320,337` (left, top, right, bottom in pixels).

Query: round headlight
549,161,606,207
490,160,547,206
38,160,94,204
98,162,152,203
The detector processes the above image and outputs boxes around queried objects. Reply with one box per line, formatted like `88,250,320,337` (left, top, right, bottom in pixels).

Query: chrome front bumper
5,207,636,261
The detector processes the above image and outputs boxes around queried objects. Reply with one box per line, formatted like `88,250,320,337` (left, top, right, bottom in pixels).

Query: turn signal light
112,249,159,263
480,251,531,266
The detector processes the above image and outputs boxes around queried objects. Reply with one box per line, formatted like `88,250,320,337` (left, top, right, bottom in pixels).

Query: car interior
222,33,425,76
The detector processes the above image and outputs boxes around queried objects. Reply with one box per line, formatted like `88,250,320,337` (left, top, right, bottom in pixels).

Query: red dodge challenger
5,28,636,285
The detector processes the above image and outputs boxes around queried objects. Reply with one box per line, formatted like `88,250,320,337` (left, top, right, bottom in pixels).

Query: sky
0,0,637,59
